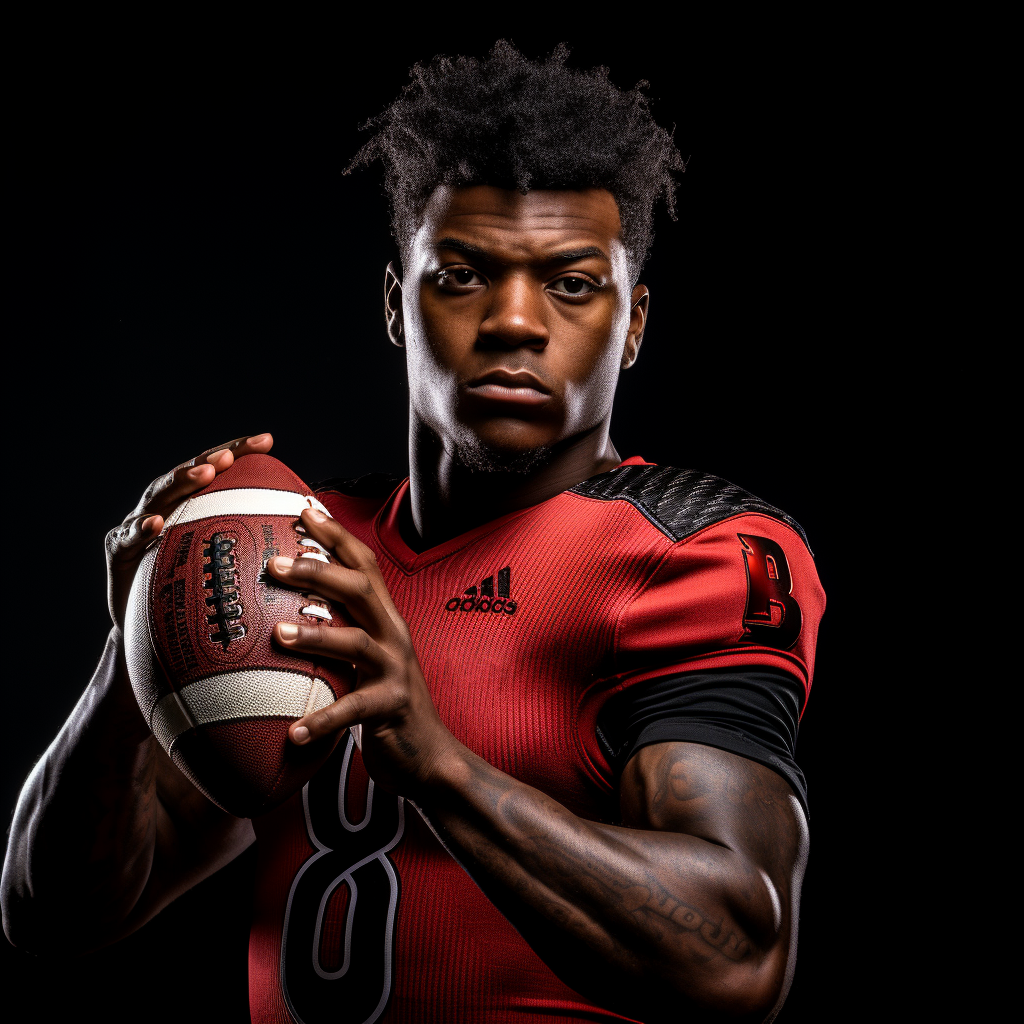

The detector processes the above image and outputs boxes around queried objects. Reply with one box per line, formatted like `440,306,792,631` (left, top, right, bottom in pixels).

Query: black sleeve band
595,666,809,817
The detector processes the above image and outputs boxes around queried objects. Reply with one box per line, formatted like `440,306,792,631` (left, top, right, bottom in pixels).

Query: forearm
263,516,799,1018
413,748,785,1022
2,629,159,950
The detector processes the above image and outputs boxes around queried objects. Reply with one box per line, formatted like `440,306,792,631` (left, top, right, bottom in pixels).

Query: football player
2,42,824,1023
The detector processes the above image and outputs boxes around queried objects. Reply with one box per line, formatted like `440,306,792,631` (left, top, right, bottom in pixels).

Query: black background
4,18,900,1022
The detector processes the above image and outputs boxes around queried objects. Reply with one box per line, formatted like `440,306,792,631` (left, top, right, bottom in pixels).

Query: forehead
416,185,623,259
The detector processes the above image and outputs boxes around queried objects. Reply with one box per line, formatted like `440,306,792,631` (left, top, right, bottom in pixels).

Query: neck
403,417,621,552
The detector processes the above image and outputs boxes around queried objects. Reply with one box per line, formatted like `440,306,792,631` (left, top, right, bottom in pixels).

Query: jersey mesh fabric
248,459,825,1023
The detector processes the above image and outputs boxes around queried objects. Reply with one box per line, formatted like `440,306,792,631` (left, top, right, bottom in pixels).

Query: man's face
396,185,646,470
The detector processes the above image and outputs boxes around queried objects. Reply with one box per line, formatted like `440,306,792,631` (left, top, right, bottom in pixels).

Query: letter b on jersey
737,534,802,650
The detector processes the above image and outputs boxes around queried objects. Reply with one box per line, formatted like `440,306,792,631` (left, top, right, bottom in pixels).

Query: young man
2,43,823,1023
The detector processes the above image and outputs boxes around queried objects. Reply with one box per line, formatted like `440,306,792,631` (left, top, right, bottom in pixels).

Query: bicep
620,742,809,935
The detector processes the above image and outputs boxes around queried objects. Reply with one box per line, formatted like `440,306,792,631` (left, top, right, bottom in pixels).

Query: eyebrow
435,237,610,264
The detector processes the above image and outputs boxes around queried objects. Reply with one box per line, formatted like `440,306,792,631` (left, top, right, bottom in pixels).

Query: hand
105,433,275,631
267,508,458,796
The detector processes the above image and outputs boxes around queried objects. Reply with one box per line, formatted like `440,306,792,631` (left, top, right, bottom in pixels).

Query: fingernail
274,556,294,573
187,465,207,480
278,623,299,641
292,726,310,744
306,508,327,523
247,433,269,445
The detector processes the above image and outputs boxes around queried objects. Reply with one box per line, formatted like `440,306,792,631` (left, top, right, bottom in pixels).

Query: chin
448,425,557,475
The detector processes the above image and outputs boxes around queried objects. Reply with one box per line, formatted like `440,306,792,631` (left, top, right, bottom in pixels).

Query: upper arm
620,741,809,955
606,511,821,889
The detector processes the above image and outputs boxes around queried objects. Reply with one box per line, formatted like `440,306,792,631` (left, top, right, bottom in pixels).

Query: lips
465,369,552,407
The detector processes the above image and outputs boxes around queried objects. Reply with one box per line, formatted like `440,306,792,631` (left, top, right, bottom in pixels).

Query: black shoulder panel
311,473,404,500
569,465,811,550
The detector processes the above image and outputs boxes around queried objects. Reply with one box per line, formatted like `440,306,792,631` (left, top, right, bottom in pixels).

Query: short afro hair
347,40,686,278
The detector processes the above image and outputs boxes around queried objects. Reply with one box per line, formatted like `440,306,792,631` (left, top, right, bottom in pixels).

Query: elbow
718,968,787,1024
1,865,51,956
2,833,55,955
654,980,783,1024
642,945,789,1024
1,845,26,948
2,890,108,958
692,952,790,1024
1,872,42,955
1,864,98,958
2,788,50,953
3,909,37,955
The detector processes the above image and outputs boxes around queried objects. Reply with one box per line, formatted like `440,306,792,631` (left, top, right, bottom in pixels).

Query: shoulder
569,463,812,553
596,465,825,685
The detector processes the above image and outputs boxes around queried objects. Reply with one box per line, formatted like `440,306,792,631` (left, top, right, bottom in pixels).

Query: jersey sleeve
577,511,825,794
594,666,810,816
613,511,824,696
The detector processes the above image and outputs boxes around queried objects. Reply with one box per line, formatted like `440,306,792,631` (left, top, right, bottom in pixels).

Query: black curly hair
347,41,686,279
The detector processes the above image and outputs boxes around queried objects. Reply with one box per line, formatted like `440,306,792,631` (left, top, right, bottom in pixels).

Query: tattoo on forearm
638,887,751,961
441,757,754,968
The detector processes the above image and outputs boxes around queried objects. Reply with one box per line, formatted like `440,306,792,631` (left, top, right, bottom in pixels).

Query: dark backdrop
4,22,892,1022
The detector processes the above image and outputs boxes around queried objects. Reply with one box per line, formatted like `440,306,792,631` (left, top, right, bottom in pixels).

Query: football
123,454,352,817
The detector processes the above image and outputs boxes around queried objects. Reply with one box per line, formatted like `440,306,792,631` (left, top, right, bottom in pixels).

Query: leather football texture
124,454,352,817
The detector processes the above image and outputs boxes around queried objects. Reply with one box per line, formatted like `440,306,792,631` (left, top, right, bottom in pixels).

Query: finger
106,513,165,566
191,432,274,468
298,508,407,633
300,507,374,569
274,621,391,671
290,680,410,745
132,433,274,518
268,555,397,639
133,462,214,518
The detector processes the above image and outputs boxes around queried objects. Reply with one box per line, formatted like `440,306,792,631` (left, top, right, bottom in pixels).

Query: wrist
406,729,475,802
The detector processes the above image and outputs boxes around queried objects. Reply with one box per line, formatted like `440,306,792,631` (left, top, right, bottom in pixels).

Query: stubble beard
447,429,555,476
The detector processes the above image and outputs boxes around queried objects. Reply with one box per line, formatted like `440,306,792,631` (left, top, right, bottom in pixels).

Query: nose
477,274,549,350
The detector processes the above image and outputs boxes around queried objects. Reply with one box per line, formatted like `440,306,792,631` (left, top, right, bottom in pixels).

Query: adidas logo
444,566,518,615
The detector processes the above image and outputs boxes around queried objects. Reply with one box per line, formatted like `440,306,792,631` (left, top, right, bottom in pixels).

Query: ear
621,284,649,369
384,262,404,348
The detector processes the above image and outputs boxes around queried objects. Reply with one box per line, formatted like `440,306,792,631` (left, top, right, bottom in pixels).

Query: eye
436,267,485,291
548,276,597,298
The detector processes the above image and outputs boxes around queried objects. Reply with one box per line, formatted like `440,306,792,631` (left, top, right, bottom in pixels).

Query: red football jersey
248,459,825,1023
